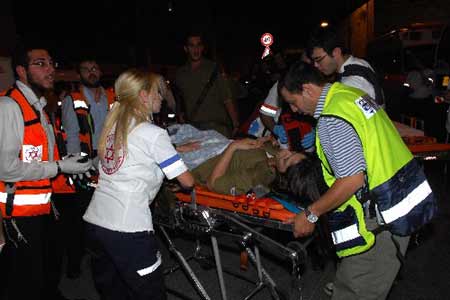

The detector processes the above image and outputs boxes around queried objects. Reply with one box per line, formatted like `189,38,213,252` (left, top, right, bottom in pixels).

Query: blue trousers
85,222,166,300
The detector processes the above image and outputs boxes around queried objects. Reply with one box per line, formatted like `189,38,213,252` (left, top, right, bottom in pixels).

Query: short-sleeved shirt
175,58,232,132
260,81,281,121
339,56,376,100
83,121,188,232
247,82,281,137
314,84,366,179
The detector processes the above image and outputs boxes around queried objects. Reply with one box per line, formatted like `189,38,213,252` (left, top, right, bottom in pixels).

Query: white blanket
168,124,231,170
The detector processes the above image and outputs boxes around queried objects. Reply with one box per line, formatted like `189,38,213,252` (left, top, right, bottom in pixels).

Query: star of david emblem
105,145,115,163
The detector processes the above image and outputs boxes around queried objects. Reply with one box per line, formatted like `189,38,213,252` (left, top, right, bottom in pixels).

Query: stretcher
153,187,314,300
174,186,299,230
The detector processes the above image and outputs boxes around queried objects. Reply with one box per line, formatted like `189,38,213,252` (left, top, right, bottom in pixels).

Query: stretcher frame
154,188,314,300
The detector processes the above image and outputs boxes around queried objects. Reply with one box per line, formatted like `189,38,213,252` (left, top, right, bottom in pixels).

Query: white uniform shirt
248,82,281,137
83,122,188,233
339,56,376,99
260,81,281,121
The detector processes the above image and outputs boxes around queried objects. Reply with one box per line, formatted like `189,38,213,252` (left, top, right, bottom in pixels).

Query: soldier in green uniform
175,30,240,137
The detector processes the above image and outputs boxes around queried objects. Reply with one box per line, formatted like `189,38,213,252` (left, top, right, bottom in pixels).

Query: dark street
58,161,450,300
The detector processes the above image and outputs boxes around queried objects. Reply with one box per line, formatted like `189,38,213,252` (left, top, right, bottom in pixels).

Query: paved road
60,161,450,300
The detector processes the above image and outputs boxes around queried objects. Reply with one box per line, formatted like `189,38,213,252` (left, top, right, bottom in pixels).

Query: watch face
305,209,318,223
307,214,319,223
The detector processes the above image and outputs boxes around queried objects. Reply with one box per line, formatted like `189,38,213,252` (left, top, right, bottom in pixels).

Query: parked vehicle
367,23,443,113
367,22,449,141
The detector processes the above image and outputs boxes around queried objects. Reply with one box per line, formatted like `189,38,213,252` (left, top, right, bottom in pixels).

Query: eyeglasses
80,66,99,73
312,54,328,64
29,60,59,69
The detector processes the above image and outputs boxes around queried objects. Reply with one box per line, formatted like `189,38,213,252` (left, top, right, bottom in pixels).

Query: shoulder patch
22,145,43,162
354,95,379,119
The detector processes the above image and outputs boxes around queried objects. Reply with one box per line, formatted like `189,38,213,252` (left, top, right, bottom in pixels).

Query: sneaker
324,282,334,297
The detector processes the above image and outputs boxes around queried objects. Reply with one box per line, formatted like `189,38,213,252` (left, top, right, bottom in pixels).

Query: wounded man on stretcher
168,124,325,203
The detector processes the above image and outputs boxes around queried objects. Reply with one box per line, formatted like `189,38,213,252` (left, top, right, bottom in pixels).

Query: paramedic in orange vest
61,59,115,161
0,45,92,300
59,58,114,282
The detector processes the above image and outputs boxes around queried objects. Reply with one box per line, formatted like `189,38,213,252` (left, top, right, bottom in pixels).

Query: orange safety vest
68,87,115,157
0,86,58,217
280,111,313,152
51,104,76,194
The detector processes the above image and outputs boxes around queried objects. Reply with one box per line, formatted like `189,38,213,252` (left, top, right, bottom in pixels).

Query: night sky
11,0,367,69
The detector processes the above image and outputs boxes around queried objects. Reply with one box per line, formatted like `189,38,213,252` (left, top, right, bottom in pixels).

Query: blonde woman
83,69,194,300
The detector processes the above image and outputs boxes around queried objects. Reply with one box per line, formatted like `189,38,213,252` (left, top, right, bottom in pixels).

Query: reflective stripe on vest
380,180,431,224
0,192,51,206
326,198,374,257
332,223,360,245
73,99,89,110
259,104,278,117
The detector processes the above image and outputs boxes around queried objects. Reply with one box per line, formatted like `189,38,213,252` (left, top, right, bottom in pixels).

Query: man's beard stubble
27,70,51,98
81,76,101,88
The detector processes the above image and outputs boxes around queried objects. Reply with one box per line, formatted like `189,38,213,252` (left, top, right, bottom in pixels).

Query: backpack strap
5,182,16,216
340,64,385,106
190,64,220,120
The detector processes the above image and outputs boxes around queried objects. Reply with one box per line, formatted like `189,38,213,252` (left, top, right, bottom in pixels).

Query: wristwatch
304,207,319,223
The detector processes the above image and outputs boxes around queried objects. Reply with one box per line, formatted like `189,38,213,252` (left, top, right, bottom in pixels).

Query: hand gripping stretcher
153,186,317,300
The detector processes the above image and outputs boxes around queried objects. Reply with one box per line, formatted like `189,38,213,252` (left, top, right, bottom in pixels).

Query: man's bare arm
260,114,277,133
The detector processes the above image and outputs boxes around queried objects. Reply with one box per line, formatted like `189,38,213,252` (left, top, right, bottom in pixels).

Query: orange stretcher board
175,186,297,222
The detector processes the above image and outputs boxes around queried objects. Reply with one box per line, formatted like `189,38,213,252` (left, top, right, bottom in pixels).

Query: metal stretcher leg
156,187,311,300
244,245,280,300
158,225,211,300
211,235,228,300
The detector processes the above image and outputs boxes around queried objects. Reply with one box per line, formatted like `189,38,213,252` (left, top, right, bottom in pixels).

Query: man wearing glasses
279,62,434,300
62,59,115,161
0,44,92,300
307,28,385,107
307,28,387,297
60,58,115,281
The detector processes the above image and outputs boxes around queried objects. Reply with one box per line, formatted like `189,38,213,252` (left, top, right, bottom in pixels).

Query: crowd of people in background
0,25,442,300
